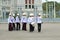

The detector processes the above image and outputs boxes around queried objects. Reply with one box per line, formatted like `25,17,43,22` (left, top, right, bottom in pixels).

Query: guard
37,13,42,32
16,14,20,30
28,13,35,32
12,14,15,30
8,13,13,31
21,13,27,31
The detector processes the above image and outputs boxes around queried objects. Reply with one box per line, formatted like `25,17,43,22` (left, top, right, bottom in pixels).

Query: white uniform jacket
8,16,13,23
21,16,27,23
12,17,15,23
16,16,20,23
28,17,35,24
36,17,42,23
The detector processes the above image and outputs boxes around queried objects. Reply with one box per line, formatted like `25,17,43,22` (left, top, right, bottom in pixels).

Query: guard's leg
9,23,13,31
30,24,33,32
13,23,15,30
16,23,19,30
18,23,20,30
38,23,41,32
22,23,27,31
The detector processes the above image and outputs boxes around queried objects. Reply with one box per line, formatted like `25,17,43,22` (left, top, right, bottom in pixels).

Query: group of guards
8,12,42,32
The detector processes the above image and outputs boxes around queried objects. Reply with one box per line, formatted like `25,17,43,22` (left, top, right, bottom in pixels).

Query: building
0,0,42,20
0,0,17,19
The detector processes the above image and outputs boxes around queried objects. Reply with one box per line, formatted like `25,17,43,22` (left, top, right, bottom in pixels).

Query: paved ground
0,23,60,40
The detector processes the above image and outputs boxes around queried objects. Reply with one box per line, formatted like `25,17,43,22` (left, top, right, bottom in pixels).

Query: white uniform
8,16,13,23
36,17,42,23
11,17,15,23
16,16,20,30
8,16,13,31
28,16,35,32
21,13,27,31
16,16,20,23
21,16,27,23
36,15,42,32
12,16,15,30
28,17,35,24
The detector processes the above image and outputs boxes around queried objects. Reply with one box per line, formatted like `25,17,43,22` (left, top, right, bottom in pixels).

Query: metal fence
42,18,60,22
0,18,60,23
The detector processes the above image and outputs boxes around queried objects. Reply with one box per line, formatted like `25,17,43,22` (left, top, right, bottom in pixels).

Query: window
29,5,31,9
29,0,31,4
29,0,34,4
32,0,34,4
25,5,27,9
25,0,34,9
32,5,34,8
6,12,10,18
25,0,27,4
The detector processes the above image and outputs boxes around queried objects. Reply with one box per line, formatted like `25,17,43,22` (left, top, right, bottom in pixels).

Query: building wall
0,0,42,19
34,0,42,14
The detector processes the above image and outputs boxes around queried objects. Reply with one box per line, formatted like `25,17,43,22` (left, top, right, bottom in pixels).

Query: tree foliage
42,1,60,11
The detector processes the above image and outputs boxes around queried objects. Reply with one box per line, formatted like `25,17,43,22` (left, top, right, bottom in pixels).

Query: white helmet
22,13,26,16
29,13,34,16
9,13,11,16
17,14,19,16
13,14,15,16
38,13,41,16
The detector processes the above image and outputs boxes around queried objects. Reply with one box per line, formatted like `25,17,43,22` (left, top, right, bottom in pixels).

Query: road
0,23,60,40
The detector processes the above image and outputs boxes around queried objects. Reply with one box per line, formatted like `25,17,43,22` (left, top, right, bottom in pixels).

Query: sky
42,0,60,3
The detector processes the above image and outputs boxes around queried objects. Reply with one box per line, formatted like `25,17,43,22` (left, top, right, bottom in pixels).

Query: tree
42,1,60,18
42,1,60,11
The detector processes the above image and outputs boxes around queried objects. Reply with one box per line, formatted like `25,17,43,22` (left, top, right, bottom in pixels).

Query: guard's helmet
29,13,34,17
22,13,27,16
9,13,11,16
13,14,15,16
17,14,19,16
38,13,41,16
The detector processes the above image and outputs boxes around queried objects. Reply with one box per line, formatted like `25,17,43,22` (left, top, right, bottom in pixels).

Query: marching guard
16,14,20,30
8,13,13,31
37,13,42,32
28,13,35,32
21,13,27,31
12,14,15,30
